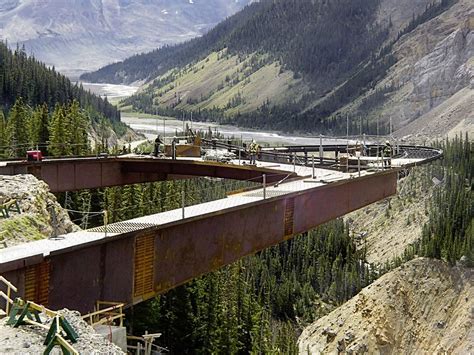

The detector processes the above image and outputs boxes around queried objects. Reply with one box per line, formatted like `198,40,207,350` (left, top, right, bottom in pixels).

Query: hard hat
252,139,256,143
385,140,390,145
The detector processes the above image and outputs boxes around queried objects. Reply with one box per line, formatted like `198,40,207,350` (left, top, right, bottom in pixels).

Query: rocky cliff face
0,0,252,78
0,175,78,248
356,0,474,139
298,258,474,354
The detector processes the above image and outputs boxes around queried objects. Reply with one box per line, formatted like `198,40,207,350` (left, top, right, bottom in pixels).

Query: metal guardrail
202,139,443,171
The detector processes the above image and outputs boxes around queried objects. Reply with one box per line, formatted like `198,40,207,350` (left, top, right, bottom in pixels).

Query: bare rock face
352,0,474,139
298,258,474,354
0,174,79,248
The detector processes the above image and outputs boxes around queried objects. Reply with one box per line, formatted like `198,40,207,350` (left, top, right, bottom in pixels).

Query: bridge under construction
0,143,442,313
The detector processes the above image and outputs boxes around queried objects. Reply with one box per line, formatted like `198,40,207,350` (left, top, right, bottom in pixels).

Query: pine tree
28,103,49,152
6,97,30,157
48,103,71,156
67,100,90,155
0,111,7,157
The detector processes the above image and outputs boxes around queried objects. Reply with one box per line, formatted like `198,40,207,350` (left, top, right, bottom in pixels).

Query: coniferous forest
0,0,470,351
400,135,473,266
0,42,124,157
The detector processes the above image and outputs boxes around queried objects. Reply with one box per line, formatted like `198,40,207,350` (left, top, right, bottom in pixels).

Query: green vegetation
121,51,307,117
0,98,92,158
0,42,120,121
1,215,46,242
402,135,473,266
56,135,470,352
0,42,129,157
63,173,376,352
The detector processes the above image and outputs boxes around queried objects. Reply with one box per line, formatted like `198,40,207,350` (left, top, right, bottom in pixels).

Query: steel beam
0,158,293,192
0,170,397,313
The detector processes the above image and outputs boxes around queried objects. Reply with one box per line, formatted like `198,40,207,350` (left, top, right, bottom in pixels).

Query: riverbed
80,82,353,145
121,114,354,146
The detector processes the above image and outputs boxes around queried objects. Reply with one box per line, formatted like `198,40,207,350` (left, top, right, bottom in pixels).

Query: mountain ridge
0,0,252,78
94,0,472,138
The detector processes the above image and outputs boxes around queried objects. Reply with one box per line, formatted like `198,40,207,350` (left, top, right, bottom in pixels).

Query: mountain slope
298,258,474,354
87,0,472,137
0,42,120,121
0,0,252,77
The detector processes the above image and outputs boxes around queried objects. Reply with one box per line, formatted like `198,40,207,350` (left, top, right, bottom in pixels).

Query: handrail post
263,174,266,200
293,153,296,173
6,285,11,314
312,154,315,179
319,135,323,165
103,210,108,238
181,188,185,219
358,156,361,177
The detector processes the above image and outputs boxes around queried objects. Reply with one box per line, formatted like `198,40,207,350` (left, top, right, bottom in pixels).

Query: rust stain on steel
1,171,397,313
151,171,397,298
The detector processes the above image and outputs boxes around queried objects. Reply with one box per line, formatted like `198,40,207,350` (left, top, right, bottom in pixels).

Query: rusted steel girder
0,158,293,192
0,170,397,314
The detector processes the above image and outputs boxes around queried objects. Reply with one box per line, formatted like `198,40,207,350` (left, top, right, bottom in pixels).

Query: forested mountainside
84,0,472,137
0,0,252,77
0,42,120,121
0,42,125,157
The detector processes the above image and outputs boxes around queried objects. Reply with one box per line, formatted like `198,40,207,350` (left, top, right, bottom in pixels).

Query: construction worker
172,136,178,160
154,135,163,157
383,140,392,168
249,140,259,165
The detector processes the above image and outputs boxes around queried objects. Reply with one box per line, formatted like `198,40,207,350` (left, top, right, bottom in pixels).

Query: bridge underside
0,158,292,192
1,170,397,313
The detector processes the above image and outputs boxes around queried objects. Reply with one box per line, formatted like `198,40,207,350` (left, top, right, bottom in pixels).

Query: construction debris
202,149,236,163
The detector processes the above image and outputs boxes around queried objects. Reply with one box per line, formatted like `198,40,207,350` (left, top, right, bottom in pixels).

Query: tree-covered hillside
0,42,120,122
0,42,128,157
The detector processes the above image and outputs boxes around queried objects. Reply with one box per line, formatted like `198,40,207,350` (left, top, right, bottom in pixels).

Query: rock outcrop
372,0,473,138
0,175,78,248
298,258,474,354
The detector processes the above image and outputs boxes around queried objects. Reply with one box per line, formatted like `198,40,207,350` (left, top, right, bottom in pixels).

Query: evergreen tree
48,103,71,156
28,103,49,152
0,111,6,157
67,100,90,155
6,97,29,157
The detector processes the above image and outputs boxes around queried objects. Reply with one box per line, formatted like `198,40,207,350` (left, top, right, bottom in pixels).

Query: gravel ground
0,309,124,354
